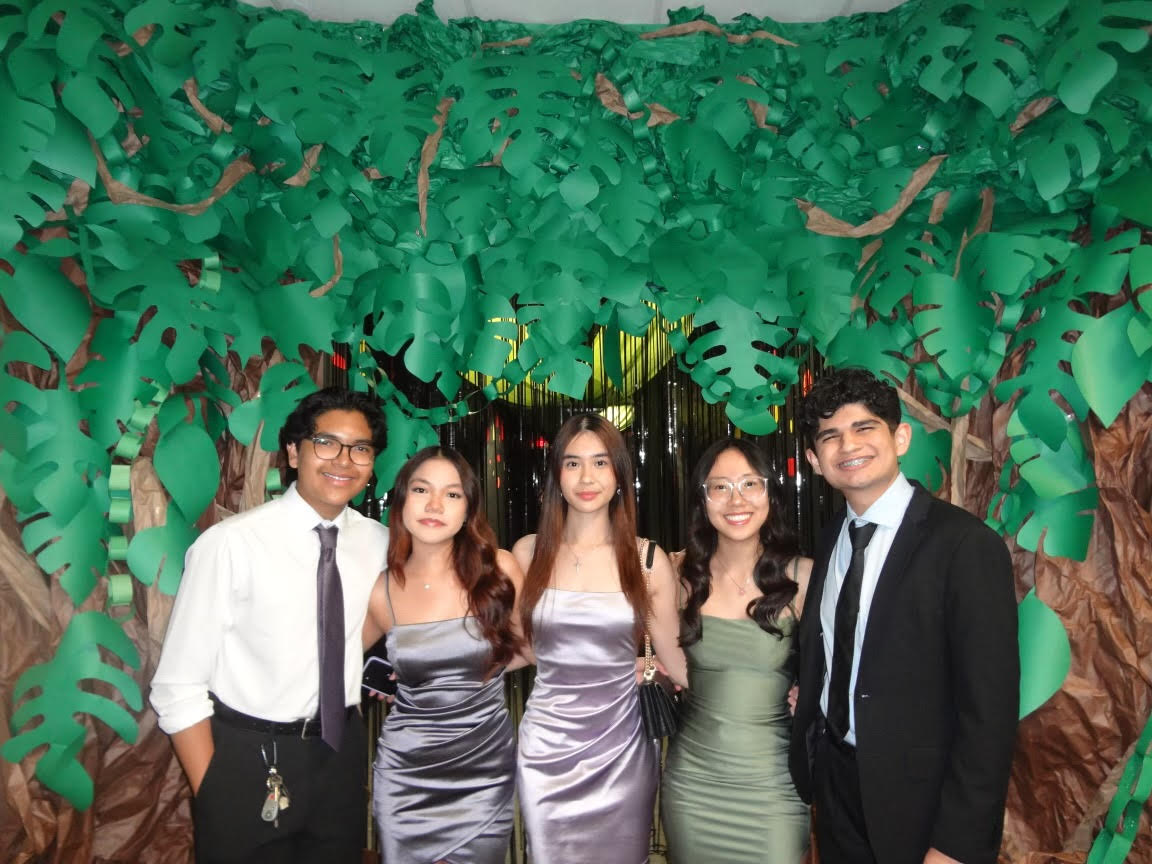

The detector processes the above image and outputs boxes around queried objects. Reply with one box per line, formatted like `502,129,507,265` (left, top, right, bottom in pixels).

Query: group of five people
151,366,1019,864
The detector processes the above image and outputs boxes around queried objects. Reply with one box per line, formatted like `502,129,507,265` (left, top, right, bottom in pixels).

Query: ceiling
244,0,908,26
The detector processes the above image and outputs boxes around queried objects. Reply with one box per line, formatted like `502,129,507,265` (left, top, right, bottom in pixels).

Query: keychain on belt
260,741,291,827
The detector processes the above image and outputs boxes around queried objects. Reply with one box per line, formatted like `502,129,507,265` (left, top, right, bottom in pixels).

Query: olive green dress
661,613,810,863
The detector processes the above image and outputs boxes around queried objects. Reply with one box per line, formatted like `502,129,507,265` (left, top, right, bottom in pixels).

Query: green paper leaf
0,65,55,180
1017,588,1070,718
1072,305,1152,427
60,71,118,138
154,423,221,522
899,412,951,494
127,509,198,594
228,361,316,452
254,280,339,361
0,255,90,361
2,611,141,810
0,170,66,253
1041,0,1152,114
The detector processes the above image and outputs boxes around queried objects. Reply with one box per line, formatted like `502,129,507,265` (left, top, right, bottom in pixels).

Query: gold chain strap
641,538,655,682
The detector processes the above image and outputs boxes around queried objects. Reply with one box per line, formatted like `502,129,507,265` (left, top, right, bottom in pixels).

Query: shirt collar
281,482,348,532
846,472,913,530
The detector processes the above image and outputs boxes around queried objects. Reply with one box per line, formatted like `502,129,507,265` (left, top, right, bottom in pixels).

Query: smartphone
362,655,398,697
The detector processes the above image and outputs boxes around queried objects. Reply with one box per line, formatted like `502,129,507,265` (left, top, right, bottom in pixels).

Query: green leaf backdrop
0,0,1150,857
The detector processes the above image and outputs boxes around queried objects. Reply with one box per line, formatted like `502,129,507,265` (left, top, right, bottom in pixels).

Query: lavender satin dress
372,614,514,864
517,589,657,863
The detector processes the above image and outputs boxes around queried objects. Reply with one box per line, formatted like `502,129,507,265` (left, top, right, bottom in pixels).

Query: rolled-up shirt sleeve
149,526,231,735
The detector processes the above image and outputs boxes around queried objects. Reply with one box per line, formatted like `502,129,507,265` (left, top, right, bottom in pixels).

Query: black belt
210,695,354,738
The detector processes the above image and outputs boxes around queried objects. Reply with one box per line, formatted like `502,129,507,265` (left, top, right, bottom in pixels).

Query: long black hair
679,438,800,646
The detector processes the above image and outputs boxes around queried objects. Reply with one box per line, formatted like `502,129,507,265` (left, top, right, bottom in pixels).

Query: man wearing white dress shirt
151,387,389,863
789,368,1019,864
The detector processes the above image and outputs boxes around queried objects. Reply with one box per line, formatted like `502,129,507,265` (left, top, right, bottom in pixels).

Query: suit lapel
800,512,843,686
858,483,933,659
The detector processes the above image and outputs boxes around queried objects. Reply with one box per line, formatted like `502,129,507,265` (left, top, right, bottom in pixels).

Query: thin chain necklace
565,538,612,578
712,550,759,596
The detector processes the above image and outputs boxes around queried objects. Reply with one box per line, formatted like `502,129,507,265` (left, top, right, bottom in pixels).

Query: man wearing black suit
789,368,1019,864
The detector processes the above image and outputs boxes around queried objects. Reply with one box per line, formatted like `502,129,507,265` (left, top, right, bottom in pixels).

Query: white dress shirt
150,483,389,734
818,472,914,746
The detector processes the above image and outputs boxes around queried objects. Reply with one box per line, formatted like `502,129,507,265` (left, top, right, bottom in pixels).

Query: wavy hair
798,366,901,445
520,414,646,644
679,438,799,646
387,446,520,673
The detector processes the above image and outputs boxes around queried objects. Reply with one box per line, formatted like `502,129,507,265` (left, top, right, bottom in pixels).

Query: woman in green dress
662,438,812,863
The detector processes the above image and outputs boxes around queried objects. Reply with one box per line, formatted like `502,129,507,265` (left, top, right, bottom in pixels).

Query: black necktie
314,525,344,751
827,520,878,742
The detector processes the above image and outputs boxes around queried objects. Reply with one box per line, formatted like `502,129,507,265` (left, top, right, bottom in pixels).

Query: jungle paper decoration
1,0,1150,825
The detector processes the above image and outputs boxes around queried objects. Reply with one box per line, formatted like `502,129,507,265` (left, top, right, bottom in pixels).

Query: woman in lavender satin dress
512,414,688,864
364,447,526,864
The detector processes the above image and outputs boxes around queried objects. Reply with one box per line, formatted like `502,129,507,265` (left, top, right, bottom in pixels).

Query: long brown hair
387,446,521,672
520,414,647,644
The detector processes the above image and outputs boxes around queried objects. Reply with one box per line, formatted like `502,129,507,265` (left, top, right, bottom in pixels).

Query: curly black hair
798,367,901,446
278,386,387,483
679,438,800,646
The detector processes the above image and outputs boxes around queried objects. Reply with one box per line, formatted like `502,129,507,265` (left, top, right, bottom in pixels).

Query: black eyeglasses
309,436,376,466
701,475,769,503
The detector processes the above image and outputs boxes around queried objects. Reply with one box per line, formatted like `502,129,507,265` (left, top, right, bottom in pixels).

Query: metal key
261,769,284,825
277,778,291,812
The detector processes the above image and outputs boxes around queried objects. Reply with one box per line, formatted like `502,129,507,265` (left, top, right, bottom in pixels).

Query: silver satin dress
372,615,515,864
517,589,657,863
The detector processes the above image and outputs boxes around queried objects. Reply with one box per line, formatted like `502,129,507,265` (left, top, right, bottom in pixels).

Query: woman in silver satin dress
364,447,526,864
511,414,688,864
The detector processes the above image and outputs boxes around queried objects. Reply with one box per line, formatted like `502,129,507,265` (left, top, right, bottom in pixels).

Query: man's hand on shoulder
923,848,962,864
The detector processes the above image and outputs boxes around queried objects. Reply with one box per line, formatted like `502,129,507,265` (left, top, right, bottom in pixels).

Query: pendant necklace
714,559,753,595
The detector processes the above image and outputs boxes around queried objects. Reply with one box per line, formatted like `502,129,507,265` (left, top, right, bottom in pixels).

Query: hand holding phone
362,656,398,697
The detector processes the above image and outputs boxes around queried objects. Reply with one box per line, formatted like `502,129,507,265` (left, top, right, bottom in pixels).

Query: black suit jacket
789,482,1019,864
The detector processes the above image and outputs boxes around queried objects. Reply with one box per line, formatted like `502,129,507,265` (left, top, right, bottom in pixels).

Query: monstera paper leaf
0,170,65,253
361,49,439,179
955,5,1042,118
1016,102,1135,204
669,292,797,433
242,15,372,150
855,223,949,317
2,611,141,810
229,361,317,452
84,252,237,386
899,412,952,493
447,52,580,183
1040,0,1152,114
1072,304,1152,427
824,314,915,386
0,334,112,604
367,269,465,397
911,270,1006,416
987,410,1098,560
0,64,56,181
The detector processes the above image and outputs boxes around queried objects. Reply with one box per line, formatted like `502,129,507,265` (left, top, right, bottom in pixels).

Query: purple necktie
827,520,877,742
314,525,345,751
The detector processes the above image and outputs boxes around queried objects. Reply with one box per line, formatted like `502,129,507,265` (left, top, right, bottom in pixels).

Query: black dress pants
193,710,366,864
813,729,878,864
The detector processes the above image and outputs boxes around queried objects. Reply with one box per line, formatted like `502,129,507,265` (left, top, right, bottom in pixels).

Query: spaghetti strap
786,557,801,620
384,571,400,626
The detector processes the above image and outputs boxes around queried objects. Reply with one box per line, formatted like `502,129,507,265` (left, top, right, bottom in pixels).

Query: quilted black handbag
638,539,680,740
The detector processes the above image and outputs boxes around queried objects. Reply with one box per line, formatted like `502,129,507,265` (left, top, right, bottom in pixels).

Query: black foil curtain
357,329,837,554
343,325,838,861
